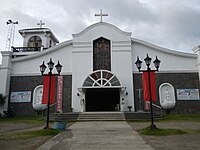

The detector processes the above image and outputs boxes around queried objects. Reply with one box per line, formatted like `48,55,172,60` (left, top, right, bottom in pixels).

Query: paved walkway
37,121,154,150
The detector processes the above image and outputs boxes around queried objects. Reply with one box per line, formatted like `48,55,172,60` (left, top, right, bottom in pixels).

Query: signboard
56,76,63,112
144,101,150,110
10,91,31,103
177,89,199,100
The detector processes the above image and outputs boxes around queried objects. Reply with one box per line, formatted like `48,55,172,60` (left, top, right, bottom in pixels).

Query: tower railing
12,46,47,52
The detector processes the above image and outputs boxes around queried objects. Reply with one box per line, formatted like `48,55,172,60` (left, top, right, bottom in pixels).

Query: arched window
83,70,121,87
93,37,111,71
28,36,42,47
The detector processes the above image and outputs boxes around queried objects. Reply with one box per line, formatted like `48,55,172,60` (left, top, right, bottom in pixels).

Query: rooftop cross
37,20,45,28
94,9,108,22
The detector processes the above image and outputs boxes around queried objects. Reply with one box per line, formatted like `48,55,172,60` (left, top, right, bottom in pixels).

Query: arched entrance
82,70,122,111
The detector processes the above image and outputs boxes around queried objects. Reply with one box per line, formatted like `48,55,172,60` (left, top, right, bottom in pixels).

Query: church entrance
82,70,122,112
85,88,120,111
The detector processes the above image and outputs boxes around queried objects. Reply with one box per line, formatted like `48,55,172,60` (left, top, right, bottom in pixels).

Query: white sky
1,0,200,57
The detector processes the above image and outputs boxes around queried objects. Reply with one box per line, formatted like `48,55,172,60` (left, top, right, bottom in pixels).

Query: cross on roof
94,9,108,22
37,20,45,28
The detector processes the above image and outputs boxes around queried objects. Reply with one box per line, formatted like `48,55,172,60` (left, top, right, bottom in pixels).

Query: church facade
1,22,200,116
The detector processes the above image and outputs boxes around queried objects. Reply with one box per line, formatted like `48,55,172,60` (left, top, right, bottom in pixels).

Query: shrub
0,94,6,106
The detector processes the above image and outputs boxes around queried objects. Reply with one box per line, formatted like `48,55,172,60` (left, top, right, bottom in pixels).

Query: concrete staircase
49,111,162,121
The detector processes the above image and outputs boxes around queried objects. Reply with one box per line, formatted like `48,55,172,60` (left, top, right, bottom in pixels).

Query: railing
146,101,163,118
12,46,47,52
42,103,56,118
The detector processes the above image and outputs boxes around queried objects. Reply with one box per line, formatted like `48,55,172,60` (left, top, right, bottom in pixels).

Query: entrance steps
49,111,162,121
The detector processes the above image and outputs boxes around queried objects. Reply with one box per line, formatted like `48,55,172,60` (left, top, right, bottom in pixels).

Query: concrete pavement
37,121,154,150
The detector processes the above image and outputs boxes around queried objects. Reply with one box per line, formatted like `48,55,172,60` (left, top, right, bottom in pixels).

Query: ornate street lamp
135,56,142,72
39,61,46,75
55,61,63,75
135,54,161,129
153,56,161,71
40,58,63,129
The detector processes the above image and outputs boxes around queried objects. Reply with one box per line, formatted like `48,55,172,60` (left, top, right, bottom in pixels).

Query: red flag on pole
142,72,157,101
42,76,56,104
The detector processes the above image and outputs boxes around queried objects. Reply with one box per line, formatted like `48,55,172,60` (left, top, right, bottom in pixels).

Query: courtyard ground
0,115,200,150
129,121,200,150
0,122,51,150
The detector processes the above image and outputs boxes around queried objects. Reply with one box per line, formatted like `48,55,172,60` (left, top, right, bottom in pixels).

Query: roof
19,28,59,43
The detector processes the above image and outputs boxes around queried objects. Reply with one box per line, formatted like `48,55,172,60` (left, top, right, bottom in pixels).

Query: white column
193,45,200,82
0,51,12,113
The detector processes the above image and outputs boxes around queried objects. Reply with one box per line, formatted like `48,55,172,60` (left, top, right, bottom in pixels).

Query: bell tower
12,20,59,57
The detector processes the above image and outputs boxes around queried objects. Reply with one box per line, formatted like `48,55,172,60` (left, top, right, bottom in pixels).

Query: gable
72,22,131,43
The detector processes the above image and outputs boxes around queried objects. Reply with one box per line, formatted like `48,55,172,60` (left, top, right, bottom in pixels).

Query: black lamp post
39,58,63,129
135,54,161,129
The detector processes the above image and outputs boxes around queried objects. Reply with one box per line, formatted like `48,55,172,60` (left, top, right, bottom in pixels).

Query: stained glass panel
93,37,111,71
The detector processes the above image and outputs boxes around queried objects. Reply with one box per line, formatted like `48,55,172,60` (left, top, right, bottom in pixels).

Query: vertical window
93,37,111,71
28,36,42,47
49,40,52,47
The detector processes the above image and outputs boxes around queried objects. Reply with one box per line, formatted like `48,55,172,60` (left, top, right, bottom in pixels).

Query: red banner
142,72,157,101
42,76,56,104
56,76,63,112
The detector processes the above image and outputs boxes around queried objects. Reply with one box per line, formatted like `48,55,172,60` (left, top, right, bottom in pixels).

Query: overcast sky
1,0,200,56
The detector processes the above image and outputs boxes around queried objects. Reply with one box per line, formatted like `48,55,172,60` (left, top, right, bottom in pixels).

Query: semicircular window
83,70,121,87
28,36,42,47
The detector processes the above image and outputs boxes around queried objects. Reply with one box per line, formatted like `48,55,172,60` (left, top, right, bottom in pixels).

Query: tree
0,94,6,106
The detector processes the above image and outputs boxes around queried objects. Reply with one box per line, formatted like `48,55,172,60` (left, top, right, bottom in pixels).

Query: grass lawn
0,129,62,140
131,114,200,136
0,115,45,124
139,126,187,136
0,115,64,141
159,114,200,122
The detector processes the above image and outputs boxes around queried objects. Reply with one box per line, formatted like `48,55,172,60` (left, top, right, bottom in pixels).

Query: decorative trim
73,46,92,48
132,38,197,58
112,50,132,52
73,42,92,45
133,70,199,74
11,72,72,76
11,40,73,62
73,22,131,38
112,45,131,48
72,51,92,53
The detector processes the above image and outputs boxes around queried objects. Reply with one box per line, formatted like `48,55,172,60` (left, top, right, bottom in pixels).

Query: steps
49,111,162,121
79,112,125,121
50,112,125,121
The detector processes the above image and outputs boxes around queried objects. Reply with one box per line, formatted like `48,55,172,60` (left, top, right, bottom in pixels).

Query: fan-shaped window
83,70,121,87
28,36,42,47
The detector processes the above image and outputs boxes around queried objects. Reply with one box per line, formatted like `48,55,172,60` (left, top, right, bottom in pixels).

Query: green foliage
162,114,200,122
0,94,6,106
22,129,62,137
0,129,62,140
140,126,187,136
0,115,45,124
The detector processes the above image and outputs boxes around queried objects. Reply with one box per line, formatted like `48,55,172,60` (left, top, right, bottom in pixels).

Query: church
1,15,200,116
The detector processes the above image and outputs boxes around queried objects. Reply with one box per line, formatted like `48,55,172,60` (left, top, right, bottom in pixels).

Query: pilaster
0,51,12,113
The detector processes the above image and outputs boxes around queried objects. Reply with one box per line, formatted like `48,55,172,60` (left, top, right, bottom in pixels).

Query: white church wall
72,22,135,112
72,50,93,112
193,46,200,80
112,50,134,111
132,40,198,73
11,42,73,76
